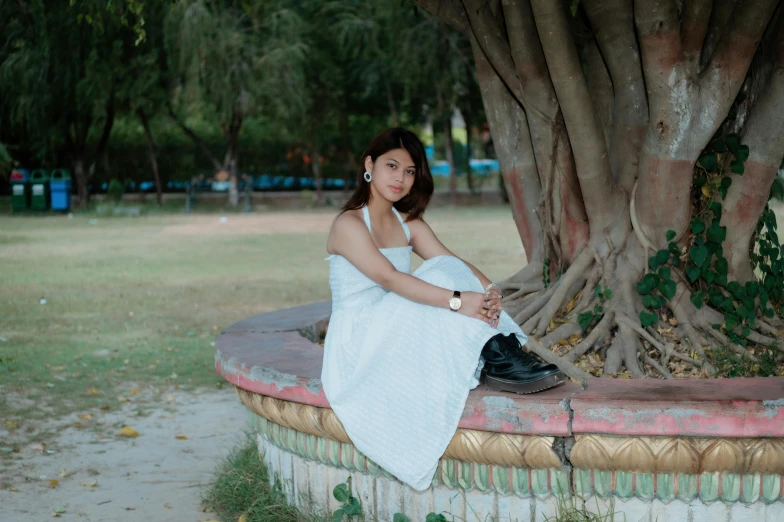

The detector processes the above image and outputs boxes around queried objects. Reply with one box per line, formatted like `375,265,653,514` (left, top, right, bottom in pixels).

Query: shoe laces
506,338,536,364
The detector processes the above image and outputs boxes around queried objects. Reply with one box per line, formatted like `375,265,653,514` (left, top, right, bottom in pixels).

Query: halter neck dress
321,206,528,491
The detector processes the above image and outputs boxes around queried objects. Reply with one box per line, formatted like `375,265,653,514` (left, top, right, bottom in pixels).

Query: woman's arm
328,213,495,324
408,217,502,326
408,218,495,289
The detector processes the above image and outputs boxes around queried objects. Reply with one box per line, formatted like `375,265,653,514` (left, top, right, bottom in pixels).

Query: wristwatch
449,290,462,312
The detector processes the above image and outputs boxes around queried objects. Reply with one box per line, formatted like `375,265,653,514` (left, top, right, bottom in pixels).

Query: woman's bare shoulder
329,209,367,243
402,212,428,229
331,209,364,231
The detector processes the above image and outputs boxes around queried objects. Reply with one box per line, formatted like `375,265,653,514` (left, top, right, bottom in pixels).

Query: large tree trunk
139,110,163,208
224,114,242,208
73,157,88,209
311,139,324,205
418,0,784,380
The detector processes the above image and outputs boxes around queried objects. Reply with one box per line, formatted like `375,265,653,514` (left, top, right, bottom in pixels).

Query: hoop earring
363,171,372,182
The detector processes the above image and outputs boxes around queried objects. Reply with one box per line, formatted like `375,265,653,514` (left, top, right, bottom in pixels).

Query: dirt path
0,388,248,521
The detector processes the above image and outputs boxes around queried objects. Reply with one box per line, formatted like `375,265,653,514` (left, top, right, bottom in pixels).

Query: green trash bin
10,169,31,212
29,169,51,211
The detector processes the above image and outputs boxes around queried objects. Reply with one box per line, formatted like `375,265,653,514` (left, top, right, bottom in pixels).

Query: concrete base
258,435,784,522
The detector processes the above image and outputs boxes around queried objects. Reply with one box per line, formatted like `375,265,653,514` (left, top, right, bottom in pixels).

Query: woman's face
365,148,417,203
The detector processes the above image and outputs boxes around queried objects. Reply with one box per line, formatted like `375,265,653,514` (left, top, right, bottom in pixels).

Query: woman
322,128,564,491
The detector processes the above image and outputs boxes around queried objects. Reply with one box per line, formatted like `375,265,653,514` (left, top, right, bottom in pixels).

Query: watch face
449,297,461,310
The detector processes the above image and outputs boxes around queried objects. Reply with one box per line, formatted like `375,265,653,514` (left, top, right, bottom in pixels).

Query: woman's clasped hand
458,289,503,328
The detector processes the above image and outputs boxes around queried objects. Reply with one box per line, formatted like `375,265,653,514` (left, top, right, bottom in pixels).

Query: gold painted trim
235,387,562,469
571,434,784,475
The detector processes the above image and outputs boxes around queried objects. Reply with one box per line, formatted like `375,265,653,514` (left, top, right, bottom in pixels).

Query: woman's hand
458,291,502,327
483,286,503,327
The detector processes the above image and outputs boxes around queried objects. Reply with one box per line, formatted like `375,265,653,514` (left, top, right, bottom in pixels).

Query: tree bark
583,0,648,194
311,139,323,205
87,93,116,180
139,110,163,207
722,22,784,282
223,110,243,208
502,0,589,265
700,0,737,66
583,39,613,152
73,157,88,209
471,35,546,267
530,0,627,251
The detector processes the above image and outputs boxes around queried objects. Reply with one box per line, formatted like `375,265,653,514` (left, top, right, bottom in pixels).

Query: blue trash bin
50,169,72,211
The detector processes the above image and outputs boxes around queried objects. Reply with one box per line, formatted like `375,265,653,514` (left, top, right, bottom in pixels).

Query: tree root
524,249,594,335
538,321,582,347
524,336,592,383
565,311,614,362
641,350,673,378
503,240,780,378
514,283,558,324
504,280,546,301
498,261,544,295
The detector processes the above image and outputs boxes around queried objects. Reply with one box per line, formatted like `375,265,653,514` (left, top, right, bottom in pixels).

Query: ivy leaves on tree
578,284,612,331
636,130,782,345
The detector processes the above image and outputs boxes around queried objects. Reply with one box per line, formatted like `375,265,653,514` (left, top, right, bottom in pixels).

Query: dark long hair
342,128,434,221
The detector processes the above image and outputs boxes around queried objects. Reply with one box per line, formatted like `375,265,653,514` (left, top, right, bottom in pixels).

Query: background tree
166,0,308,206
418,0,784,380
0,1,126,206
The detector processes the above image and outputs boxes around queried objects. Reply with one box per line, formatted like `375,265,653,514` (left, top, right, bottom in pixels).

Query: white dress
321,206,528,491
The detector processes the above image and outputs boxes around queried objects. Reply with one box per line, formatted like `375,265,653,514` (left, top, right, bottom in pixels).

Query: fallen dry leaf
79,414,92,420
238,513,249,522
117,396,130,403
563,294,578,314
81,480,98,487
86,388,101,396
129,388,140,395
9,487,20,492
48,479,59,488
165,394,174,402
175,435,188,440
119,427,139,438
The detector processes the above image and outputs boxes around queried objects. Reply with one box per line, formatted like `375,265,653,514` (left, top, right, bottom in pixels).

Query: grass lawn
0,205,527,424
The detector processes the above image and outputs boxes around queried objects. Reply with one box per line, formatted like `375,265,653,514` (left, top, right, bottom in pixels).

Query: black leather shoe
480,333,565,394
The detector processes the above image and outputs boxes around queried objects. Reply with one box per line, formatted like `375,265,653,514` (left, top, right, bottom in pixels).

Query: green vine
332,478,362,522
636,130,782,346
332,479,448,522
543,257,551,288
753,205,784,308
578,284,612,330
